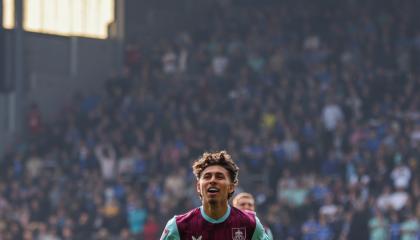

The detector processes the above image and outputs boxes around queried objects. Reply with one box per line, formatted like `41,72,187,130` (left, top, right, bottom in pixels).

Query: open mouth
207,187,220,193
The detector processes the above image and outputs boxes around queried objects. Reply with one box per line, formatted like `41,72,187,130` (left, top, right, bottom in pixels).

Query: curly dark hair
192,151,239,199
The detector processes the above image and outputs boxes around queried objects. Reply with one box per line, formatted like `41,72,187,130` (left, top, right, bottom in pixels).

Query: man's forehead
238,197,254,204
201,165,229,175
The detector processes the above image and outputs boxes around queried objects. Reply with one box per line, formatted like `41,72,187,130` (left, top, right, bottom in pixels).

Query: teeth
208,187,219,193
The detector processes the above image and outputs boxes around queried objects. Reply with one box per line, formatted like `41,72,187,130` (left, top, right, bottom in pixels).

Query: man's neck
203,201,228,220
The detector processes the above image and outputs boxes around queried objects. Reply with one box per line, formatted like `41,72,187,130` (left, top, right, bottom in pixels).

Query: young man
232,193,274,240
161,151,269,240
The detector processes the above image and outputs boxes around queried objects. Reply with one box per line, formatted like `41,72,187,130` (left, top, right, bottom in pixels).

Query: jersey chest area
178,219,253,240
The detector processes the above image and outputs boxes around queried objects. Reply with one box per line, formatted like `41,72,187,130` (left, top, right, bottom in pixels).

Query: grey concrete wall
125,0,215,43
25,32,118,119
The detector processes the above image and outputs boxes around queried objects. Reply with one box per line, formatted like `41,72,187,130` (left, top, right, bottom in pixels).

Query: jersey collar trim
200,205,231,223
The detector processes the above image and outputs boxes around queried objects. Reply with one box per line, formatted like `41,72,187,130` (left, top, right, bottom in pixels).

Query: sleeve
160,216,180,240
251,216,270,240
265,226,274,240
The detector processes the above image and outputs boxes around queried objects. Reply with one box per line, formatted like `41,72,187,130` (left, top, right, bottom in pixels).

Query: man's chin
205,195,219,203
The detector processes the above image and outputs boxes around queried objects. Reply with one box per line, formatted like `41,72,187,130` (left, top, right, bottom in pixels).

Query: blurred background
1,0,420,239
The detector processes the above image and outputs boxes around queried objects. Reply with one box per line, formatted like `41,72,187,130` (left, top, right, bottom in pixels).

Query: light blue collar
200,205,231,223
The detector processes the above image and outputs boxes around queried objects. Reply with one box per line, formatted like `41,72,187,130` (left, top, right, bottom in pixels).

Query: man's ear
196,181,201,195
229,183,235,195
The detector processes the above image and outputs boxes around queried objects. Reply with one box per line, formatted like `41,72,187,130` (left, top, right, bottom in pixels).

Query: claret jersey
160,205,269,240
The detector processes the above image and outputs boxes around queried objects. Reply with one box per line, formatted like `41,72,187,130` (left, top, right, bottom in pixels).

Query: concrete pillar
13,0,25,133
115,0,125,73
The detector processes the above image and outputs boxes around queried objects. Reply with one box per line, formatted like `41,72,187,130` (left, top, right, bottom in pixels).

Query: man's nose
209,175,217,182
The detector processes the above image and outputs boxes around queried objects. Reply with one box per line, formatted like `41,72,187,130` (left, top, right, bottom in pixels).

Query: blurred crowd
2,0,420,239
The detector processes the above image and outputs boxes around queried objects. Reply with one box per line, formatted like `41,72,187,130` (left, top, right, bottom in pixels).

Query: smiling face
196,165,235,205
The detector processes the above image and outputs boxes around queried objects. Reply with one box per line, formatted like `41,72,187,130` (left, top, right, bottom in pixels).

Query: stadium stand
1,0,420,239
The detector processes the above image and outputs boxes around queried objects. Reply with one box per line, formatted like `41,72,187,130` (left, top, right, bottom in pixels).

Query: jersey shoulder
161,208,201,240
175,207,201,224
161,216,180,240
230,206,257,226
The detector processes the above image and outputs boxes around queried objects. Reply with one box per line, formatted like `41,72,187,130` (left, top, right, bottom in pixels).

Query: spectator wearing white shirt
377,186,393,211
321,97,344,151
212,47,229,77
391,160,412,190
320,194,339,223
389,190,409,211
322,98,344,132
95,143,117,181
162,46,178,74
